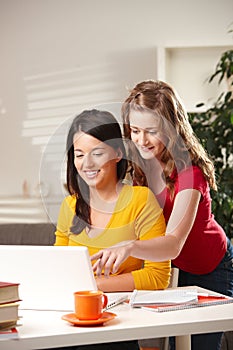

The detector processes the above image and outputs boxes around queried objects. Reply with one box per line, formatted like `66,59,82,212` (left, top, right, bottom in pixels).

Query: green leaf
230,114,233,124
190,48,233,239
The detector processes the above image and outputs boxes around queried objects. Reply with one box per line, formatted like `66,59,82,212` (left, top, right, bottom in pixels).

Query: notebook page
129,288,198,307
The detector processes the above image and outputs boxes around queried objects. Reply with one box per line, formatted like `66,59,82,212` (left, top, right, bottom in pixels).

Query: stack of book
0,281,21,339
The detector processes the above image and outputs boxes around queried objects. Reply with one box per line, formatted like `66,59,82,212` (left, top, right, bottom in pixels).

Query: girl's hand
91,240,135,277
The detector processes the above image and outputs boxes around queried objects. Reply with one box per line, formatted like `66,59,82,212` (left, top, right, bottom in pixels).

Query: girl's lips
140,146,154,152
84,170,100,178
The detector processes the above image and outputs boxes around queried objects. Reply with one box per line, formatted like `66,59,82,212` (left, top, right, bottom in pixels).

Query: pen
186,292,226,298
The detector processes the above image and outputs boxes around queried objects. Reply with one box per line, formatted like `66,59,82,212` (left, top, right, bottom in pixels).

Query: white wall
0,0,232,204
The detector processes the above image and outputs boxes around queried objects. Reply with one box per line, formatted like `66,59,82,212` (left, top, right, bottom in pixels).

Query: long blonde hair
122,80,217,192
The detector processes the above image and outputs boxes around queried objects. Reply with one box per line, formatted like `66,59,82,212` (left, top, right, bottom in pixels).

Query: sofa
0,223,232,350
0,223,55,245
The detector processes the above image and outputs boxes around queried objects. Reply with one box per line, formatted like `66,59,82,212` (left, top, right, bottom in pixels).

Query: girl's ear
115,148,123,163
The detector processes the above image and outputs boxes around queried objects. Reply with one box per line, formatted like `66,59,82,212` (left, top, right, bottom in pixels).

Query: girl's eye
75,154,83,158
148,130,158,135
130,129,140,134
92,152,104,157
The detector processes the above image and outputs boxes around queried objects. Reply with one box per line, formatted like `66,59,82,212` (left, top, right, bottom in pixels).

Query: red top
156,165,227,274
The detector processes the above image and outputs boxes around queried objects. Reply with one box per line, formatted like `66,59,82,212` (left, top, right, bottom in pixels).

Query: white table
2,287,233,350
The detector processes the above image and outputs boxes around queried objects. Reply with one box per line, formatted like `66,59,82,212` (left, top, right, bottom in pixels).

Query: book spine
0,299,21,305
0,327,18,339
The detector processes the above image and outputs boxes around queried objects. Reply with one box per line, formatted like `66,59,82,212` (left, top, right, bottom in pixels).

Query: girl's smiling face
129,110,166,160
73,132,121,190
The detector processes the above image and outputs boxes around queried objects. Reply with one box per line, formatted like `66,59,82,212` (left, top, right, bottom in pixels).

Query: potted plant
189,48,233,240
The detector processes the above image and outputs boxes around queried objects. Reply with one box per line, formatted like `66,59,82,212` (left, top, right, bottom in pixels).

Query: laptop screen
0,245,97,311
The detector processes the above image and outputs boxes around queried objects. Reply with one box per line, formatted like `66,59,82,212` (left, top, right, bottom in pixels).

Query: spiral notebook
142,294,233,312
129,288,199,307
129,287,233,313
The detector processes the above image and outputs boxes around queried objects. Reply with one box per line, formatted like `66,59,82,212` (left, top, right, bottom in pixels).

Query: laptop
0,245,97,311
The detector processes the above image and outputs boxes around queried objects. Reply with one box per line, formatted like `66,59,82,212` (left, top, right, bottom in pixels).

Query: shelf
0,196,62,224
0,196,49,224
156,45,232,112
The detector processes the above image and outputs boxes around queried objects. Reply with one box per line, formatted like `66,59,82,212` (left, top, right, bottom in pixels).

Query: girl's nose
82,153,95,168
137,131,149,146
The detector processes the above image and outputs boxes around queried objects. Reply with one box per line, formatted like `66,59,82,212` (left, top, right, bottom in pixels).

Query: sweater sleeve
131,213,171,290
132,189,171,290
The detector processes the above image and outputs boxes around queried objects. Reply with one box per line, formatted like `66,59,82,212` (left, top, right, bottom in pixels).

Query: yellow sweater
55,185,171,290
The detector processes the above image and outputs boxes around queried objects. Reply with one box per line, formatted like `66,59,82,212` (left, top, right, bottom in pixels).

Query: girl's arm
95,272,135,292
92,189,201,276
95,212,171,292
94,189,171,292
95,225,171,292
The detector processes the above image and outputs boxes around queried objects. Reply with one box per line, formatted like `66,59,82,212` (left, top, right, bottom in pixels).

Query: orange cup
74,290,108,320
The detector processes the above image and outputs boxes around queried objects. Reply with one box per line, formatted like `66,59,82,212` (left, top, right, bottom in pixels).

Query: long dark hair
66,109,128,234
